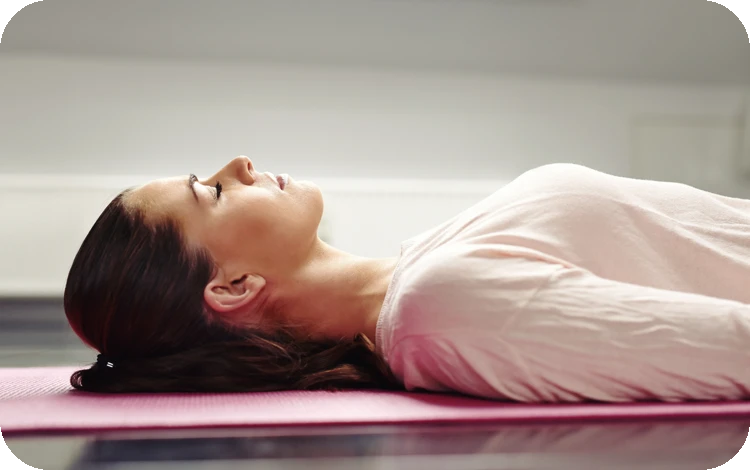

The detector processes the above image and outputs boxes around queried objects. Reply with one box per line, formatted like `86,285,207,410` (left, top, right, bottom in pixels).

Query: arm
390,258,750,403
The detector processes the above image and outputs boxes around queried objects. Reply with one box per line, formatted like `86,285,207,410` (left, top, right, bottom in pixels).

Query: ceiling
2,0,749,85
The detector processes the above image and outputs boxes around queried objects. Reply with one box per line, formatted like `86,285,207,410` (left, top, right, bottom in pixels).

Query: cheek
194,208,255,252
222,206,280,251
215,193,316,253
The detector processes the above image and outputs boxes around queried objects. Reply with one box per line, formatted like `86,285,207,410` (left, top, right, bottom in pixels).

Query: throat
281,252,399,344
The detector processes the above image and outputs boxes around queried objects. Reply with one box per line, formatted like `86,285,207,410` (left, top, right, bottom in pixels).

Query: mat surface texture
3,367,750,436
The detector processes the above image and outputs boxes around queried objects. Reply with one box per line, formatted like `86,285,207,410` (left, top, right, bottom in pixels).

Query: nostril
238,155,252,169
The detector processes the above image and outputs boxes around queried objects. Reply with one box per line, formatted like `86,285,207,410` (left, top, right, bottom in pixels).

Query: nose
215,156,255,186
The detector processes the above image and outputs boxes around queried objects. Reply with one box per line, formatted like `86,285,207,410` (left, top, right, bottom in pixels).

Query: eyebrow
188,173,199,203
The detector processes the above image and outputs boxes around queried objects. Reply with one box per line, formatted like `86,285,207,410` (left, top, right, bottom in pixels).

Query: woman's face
126,156,324,283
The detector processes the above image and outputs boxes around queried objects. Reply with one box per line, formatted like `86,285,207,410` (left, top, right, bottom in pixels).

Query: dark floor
0,298,93,367
2,298,748,470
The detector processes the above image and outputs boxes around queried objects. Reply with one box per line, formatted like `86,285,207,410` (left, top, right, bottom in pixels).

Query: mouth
274,173,288,190
263,171,289,190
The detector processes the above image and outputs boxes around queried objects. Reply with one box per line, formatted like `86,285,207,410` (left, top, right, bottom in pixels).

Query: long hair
63,190,400,393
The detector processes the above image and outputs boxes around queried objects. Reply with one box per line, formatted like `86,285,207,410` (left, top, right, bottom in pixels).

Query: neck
275,240,398,345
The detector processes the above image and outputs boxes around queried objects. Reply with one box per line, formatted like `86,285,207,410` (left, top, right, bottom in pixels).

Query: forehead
124,176,190,221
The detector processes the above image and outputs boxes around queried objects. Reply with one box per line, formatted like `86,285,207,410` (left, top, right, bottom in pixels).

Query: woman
65,157,750,402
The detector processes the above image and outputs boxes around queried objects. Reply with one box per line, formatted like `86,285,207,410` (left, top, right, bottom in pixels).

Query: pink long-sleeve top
375,164,750,402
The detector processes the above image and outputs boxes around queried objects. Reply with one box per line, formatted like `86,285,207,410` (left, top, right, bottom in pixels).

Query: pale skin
125,156,398,343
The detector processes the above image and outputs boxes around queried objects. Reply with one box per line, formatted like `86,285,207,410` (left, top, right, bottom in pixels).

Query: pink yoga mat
2,366,750,436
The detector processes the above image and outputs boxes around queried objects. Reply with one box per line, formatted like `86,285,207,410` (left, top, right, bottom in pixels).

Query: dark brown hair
64,190,400,393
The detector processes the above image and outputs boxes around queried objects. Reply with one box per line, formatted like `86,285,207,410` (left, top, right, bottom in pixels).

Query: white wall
1,54,748,297
1,54,747,178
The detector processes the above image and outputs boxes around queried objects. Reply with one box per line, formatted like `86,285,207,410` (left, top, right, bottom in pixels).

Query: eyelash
214,181,222,199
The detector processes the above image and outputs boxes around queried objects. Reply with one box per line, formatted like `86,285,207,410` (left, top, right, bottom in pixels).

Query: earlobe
204,272,266,314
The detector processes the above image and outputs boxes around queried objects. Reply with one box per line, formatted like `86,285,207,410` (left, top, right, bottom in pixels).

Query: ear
203,271,267,314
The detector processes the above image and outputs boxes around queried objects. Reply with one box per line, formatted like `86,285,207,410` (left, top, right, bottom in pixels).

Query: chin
304,182,325,210
293,181,325,223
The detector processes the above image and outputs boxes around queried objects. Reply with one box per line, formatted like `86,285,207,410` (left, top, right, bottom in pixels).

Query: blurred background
0,0,748,360
1,0,749,364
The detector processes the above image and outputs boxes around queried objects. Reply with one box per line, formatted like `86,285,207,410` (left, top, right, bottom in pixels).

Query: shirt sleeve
388,255,750,403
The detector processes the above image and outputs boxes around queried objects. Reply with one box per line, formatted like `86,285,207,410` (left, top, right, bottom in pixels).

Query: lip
264,172,287,190
277,174,288,190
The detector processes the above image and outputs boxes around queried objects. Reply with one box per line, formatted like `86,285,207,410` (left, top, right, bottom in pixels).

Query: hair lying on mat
63,190,400,393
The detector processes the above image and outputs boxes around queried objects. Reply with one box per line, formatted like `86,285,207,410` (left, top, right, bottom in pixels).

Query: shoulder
523,163,595,176
405,244,562,293
513,164,617,194
495,164,639,222
393,246,564,329
473,164,623,221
